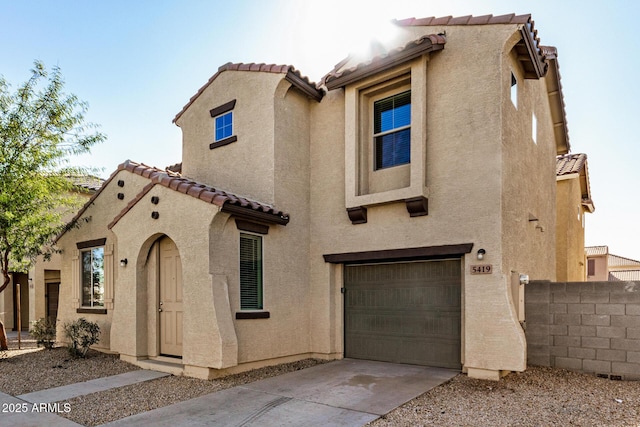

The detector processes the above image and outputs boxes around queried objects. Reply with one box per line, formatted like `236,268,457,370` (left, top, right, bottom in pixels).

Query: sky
1,0,639,262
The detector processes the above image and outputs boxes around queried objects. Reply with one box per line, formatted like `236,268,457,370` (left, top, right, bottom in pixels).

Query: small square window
374,90,411,170
215,112,233,141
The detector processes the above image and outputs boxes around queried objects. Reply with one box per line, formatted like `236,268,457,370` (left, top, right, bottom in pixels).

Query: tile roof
173,63,323,123
393,13,532,26
323,34,446,90
586,246,608,256
66,175,104,192
395,13,547,79
556,153,587,176
108,161,289,229
557,153,594,212
609,270,640,281
543,46,570,154
608,254,640,268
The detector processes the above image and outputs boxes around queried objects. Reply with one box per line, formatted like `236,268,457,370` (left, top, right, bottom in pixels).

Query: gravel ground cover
370,366,640,427
3,333,640,426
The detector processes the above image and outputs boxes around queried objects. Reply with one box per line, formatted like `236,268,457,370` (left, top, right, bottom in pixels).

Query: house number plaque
471,264,492,274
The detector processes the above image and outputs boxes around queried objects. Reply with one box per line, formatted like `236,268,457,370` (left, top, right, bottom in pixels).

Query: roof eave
325,36,445,90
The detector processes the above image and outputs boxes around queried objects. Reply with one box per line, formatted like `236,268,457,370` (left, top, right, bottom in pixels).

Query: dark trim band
210,135,237,150
76,238,107,249
209,99,236,117
222,203,289,226
236,311,270,319
323,243,474,264
77,308,107,315
235,219,269,235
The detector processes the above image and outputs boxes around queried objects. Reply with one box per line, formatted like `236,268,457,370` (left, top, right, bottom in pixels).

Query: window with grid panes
374,90,411,170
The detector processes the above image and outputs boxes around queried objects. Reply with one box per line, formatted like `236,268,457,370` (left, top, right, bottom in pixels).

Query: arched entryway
157,236,183,357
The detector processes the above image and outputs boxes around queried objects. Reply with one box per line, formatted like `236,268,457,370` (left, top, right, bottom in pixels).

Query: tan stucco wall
53,22,563,380
308,23,558,376
56,171,151,350
177,71,284,205
556,177,586,281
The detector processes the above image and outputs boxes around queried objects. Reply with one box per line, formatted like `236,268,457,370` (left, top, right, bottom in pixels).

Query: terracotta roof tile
609,270,640,281
608,254,640,267
65,175,104,192
586,246,609,256
173,62,323,123
394,13,531,27
556,153,587,176
106,161,289,229
323,34,446,89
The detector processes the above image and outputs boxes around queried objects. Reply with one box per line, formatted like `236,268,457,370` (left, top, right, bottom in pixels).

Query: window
81,247,104,307
374,90,411,170
511,72,518,108
215,111,233,141
209,99,237,149
587,259,595,276
239,233,263,310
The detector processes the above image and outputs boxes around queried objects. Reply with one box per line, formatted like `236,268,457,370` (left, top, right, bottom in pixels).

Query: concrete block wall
525,281,640,380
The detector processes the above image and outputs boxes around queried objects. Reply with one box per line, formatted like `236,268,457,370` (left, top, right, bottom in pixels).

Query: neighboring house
586,246,640,281
556,153,594,281
55,14,579,381
0,176,103,332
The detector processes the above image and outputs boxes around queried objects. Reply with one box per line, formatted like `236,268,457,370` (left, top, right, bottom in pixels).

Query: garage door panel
345,260,461,369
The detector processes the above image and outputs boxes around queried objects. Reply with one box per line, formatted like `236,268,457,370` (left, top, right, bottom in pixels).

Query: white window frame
214,111,233,142
80,246,105,308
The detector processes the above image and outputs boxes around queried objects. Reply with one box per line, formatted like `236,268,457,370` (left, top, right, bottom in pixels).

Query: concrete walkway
0,358,458,427
101,359,458,426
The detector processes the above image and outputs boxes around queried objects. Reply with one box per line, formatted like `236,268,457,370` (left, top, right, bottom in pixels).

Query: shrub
30,317,57,349
63,318,100,357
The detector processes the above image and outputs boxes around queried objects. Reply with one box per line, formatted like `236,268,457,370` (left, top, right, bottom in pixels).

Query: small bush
63,318,100,357
30,317,57,349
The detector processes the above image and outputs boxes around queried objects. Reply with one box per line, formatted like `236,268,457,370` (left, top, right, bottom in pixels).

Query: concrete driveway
102,359,458,426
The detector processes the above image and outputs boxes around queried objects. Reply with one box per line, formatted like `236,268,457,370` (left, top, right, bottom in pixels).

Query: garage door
344,259,461,369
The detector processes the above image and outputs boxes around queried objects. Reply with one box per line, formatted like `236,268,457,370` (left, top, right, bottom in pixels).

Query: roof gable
323,34,446,90
108,161,289,229
557,153,594,212
173,63,322,124
394,13,547,79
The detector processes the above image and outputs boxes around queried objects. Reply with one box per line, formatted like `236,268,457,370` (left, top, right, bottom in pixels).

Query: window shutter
587,259,595,276
240,234,263,309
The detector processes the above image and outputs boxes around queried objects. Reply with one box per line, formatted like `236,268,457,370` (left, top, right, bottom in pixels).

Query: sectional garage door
344,259,461,369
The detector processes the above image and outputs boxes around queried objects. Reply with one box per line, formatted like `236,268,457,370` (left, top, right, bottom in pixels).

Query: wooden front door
159,237,183,357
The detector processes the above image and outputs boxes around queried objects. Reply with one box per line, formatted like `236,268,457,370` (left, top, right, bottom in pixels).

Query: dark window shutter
587,259,595,276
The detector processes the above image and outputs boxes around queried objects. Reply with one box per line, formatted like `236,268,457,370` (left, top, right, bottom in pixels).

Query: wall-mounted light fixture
477,249,486,260
120,258,128,267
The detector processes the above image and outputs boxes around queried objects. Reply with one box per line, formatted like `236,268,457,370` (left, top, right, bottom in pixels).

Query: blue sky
1,0,639,261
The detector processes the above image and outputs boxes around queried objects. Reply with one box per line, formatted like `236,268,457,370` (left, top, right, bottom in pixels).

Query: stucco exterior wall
556,177,586,281
177,71,284,205
306,24,559,377
55,170,150,350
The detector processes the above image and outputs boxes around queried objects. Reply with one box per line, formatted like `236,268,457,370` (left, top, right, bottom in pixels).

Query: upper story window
215,111,233,141
209,99,237,149
81,247,104,308
374,90,411,170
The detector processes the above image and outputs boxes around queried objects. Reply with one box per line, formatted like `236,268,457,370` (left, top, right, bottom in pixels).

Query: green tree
0,61,105,350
